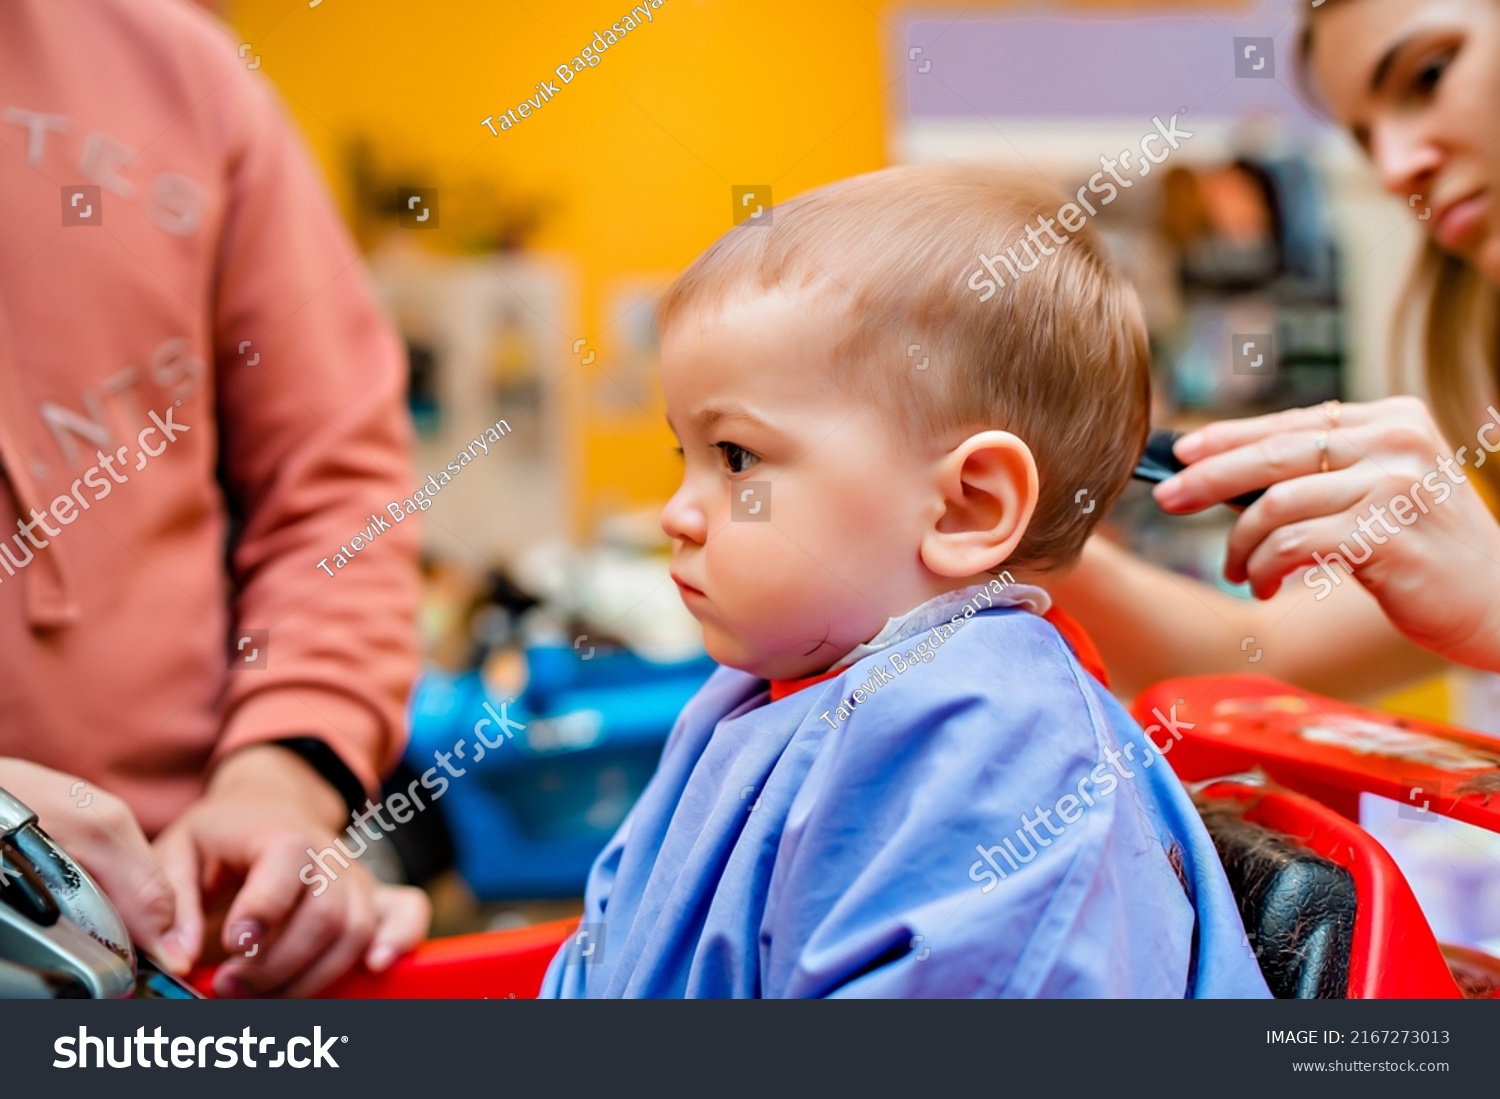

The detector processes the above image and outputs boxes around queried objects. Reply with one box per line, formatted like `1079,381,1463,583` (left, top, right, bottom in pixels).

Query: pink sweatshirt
0,0,420,835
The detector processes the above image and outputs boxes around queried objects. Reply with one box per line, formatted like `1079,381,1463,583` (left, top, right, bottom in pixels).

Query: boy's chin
700,628,837,682
699,629,763,675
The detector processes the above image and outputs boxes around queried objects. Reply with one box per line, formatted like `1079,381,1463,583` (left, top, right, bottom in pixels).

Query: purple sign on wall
904,2,1322,128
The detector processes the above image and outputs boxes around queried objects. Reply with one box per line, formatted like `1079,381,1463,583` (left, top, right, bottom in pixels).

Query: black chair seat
1197,801,1358,999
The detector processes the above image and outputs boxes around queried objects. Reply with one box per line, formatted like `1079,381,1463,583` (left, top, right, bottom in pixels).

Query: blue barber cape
539,604,1270,998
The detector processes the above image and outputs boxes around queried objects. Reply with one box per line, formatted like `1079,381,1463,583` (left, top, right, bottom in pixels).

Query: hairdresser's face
1313,0,1500,284
659,288,937,680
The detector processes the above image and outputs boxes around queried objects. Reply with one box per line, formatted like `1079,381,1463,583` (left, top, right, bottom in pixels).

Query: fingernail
157,931,191,974
1174,433,1203,462
214,973,247,999
1153,478,1183,508
367,943,395,972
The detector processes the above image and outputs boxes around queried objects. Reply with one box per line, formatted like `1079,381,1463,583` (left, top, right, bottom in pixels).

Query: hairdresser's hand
0,758,191,972
1154,396,1500,671
153,744,430,997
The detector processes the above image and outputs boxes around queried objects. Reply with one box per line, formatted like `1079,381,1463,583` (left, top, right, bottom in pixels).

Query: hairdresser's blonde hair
1299,0,1500,506
657,163,1151,573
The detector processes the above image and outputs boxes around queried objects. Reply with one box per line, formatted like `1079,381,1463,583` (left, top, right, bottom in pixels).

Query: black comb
1133,430,1265,510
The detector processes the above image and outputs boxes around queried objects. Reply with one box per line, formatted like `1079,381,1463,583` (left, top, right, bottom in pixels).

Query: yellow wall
228,0,1243,535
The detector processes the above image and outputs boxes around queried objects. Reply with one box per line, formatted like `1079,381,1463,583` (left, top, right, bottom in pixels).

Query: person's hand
1155,396,1500,671
0,758,191,973
152,744,430,997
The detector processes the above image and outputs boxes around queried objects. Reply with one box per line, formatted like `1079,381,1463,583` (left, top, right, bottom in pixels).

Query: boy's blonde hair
657,163,1151,572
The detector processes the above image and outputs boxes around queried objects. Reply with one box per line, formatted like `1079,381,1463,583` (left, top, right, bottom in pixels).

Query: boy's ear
920,430,1039,579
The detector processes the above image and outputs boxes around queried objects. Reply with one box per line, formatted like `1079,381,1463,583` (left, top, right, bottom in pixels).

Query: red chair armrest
189,917,579,999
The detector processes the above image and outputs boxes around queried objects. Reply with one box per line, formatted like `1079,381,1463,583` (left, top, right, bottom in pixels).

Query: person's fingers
217,829,319,956
1239,513,1376,599
151,827,205,972
364,885,432,973
71,797,188,972
88,851,181,969
220,874,374,997
1175,398,1391,462
1156,426,1366,513
1223,470,1374,587
277,887,380,998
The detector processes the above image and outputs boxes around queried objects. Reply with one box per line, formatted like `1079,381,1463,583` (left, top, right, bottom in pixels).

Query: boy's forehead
660,285,849,406
663,282,849,344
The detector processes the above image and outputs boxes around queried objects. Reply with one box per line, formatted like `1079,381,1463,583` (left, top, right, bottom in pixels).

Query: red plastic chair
1133,675,1500,828
1135,675,1500,998
1191,777,1462,998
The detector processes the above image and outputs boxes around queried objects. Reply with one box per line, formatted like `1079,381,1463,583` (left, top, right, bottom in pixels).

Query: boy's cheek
704,515,771,567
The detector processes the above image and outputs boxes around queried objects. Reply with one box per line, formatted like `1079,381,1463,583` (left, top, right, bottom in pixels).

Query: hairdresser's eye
1404,47,1455,102
715,442,760,475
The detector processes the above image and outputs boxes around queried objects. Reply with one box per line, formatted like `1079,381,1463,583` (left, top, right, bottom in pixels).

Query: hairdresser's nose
661,482,707,546
1369,116,1446,208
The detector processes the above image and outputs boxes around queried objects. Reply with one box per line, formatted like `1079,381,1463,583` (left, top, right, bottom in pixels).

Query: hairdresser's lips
1432,190,1490,253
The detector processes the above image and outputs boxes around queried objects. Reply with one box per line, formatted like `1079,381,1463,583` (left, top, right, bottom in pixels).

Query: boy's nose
661,486,707,546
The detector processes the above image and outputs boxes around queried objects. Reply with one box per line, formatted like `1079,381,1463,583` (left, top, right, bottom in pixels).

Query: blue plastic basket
405,645,715,898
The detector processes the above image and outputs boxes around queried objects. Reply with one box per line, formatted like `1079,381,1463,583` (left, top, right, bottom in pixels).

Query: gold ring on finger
1316,431,1330,473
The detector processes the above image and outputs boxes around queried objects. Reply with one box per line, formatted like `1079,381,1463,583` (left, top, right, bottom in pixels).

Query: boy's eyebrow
690,405,774,434
666,405,777,437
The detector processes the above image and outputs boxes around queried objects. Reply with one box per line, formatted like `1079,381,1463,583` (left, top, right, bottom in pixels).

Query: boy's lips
671,573,706,599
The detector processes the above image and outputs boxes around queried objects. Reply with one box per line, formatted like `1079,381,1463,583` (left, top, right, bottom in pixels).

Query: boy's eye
715,442,760,474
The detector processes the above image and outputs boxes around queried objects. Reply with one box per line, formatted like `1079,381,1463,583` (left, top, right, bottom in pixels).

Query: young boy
540,164,1270,998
